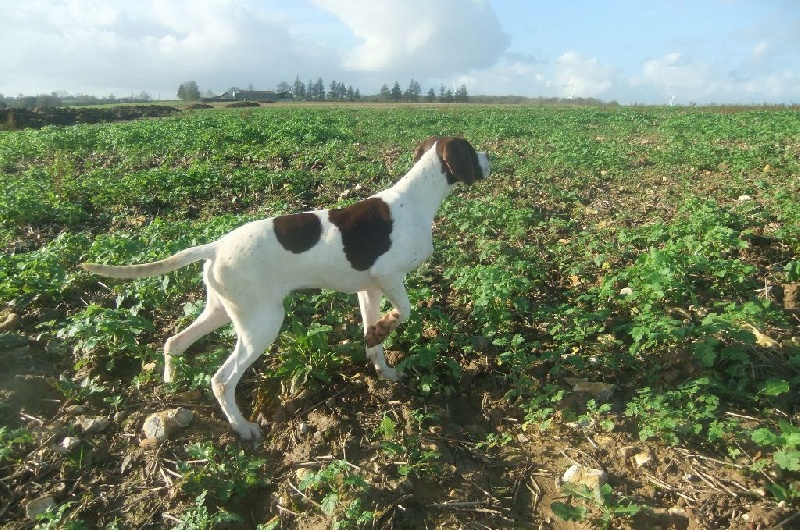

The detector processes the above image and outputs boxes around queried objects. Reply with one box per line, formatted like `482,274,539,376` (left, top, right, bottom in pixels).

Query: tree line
176,77,469,103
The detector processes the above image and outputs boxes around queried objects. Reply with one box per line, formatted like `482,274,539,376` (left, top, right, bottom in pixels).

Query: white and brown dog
82,136,490,440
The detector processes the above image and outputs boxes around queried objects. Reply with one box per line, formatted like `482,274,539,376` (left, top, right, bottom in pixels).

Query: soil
0,332,794,529
0,106,180,130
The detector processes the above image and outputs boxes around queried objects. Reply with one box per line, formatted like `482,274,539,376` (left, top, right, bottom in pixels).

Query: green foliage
172,491,243,530
57,304,156,371
34,502,89,530
625,378,728,446
375,413,442,479
552,482,643,529
0,426,33,463
179,442,270,501
298,460,374,527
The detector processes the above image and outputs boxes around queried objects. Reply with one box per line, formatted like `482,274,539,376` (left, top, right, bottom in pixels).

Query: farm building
206,89,293,103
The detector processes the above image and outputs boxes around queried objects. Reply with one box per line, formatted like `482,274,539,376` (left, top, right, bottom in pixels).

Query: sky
2,0,798,105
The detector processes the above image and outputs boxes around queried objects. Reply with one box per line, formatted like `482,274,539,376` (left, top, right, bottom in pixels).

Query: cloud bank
1,0,797,104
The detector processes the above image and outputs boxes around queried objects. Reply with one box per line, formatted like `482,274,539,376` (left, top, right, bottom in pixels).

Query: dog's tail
81,243,216,279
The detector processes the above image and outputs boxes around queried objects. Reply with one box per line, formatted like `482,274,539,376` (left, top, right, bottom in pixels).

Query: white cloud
555,52,616,98
1,0,339,97
638,52,718,100
310,0,509,76
752,41,769,60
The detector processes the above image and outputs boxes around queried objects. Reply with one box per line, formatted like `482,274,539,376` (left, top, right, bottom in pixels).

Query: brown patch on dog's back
274,212,322,254
328,198,393,271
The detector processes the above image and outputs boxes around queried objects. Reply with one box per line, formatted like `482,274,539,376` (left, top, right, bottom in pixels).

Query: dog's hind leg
163,288,231,383
358,287,400,381
211,301,284,440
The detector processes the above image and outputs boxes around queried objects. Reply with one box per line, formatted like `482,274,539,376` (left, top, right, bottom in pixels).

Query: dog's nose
477,152,491,179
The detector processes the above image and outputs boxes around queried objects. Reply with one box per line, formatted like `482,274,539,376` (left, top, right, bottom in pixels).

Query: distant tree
293,76,306,100
404,78,421,102
177,81,201,102
277,81,292,93
390,81,402,102
138,91,153,102
311,77,326,101
35,94,61,108
455,84,469,102
439,84,454,103
379,84,391,102
426,88,436,103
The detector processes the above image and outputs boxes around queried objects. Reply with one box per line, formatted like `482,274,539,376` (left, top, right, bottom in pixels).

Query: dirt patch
0,105,180,130
0,342,792,529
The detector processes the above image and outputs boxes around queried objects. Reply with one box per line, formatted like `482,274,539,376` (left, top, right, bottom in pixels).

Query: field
1,104,799,529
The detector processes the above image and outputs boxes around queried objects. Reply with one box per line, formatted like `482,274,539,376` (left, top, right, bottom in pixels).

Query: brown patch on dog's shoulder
328,198,392,271
273,212,322,254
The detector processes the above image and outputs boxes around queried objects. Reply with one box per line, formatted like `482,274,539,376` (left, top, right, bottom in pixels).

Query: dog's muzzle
477,152,491,180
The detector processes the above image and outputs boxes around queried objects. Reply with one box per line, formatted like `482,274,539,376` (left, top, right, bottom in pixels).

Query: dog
81,136,490,440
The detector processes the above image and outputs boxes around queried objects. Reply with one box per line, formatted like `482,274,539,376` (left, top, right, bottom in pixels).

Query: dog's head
413,136,490,185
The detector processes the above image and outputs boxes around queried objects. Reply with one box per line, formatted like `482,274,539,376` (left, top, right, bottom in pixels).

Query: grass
1,104,799,527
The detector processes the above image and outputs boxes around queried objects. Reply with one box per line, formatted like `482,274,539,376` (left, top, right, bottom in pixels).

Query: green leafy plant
34,502,89,530
625,378,728,446
0,426,33,463
298,460,374,528
752,421,800,471
57,304,156,371
172,491,243,530
552,483,644,529
375,413,442,479
179,442,270,501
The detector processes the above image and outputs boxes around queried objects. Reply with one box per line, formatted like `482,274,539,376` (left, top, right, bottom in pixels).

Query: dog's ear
437,137,481,185
413,136,443,163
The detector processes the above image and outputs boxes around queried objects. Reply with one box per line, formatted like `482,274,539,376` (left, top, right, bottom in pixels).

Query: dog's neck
381,151,455,220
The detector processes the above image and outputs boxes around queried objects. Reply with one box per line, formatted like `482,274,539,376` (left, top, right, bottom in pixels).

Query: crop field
1,104,799,529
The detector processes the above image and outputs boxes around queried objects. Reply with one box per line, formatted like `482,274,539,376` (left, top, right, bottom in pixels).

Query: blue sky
2,0,798,104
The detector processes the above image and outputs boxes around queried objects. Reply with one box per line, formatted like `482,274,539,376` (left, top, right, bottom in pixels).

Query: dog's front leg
360,276,412,379
358,287,401,382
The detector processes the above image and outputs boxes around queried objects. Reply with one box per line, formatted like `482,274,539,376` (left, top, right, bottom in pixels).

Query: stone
26,496,55,520
561,463,608,492
0,313,21,333
572,381,615,401
78,416,110,434
61,436,81,451
634,450,654,467
741,323,777,348
141,407,193,441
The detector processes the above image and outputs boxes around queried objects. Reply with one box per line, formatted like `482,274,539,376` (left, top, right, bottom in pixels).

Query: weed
375,413,442,479
552,482,644,529
172,491,243,530
34,502,89,530
298,459,374,527
179,442,270,501
0,426,33,463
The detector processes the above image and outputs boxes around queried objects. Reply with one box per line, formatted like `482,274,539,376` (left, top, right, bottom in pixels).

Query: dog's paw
365,310,400,347
234,421,264,441
378,365,403,383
